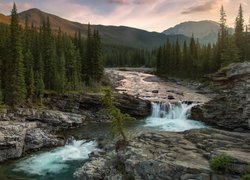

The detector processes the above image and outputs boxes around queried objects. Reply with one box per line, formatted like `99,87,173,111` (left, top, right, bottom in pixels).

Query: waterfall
14,138,98,176
144,102,206,132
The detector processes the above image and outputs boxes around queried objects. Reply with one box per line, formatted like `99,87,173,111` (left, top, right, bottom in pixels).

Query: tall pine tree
5,3,26,106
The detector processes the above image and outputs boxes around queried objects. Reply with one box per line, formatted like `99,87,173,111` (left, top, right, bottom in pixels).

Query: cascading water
12,138,98,179
144,102,207,132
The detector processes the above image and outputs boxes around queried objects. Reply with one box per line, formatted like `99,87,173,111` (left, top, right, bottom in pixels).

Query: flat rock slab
75,128,250,180
106,69,210,103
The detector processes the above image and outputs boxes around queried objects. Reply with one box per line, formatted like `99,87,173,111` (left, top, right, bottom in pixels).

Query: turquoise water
0,102,207,179
144,102,207,132
0,140,98,180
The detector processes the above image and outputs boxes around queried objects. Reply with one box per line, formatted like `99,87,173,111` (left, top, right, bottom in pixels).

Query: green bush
242,174,250,180
209,154,233,173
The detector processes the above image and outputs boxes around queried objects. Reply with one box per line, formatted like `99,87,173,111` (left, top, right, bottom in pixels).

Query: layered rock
192,62,250,131
24,128,64,152
47,93,151,118
75,129,250,180
0,92,151,162
0,121,26,162
0,120,64,162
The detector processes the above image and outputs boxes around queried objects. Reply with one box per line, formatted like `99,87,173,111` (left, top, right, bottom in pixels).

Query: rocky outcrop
74,129,250,180
0,92,151,162
47,93,151,118
116,93,151,117
24,128,64,152
191,62,250,131
0,121,26,162
0,120,64,162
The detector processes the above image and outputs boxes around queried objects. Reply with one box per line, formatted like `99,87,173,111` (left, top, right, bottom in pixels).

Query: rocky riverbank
191,62,250,132
74,128,250,180
0,93,151,162
74,65,250,180
106,69,210,103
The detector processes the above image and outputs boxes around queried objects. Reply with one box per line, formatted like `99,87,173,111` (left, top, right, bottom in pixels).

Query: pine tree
93,30,104,82
5,3,26,106
102,88,134,142
235,4,245,60
84,23,93,85
24,50,35,101
221,36,240,66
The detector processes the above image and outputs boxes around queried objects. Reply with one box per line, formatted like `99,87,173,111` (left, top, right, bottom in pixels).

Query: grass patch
209,154,234,173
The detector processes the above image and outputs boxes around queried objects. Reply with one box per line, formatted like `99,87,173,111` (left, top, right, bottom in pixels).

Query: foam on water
13,139,98,176
144,102,207,132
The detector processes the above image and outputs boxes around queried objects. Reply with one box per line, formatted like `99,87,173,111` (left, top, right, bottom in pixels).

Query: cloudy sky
0,0,249,32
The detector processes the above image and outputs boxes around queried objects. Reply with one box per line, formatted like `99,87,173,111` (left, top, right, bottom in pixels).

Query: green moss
209,154,234,173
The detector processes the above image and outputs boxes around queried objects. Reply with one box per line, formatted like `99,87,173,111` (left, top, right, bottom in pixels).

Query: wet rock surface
191,62,250,131
47,93,151,118
106,69,210,103
75,129,250,180
24,128,64,152
0,121,26,162
0,91,151,162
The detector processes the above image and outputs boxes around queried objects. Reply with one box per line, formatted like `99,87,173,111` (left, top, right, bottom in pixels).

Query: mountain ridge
163,20,234,44
0,8,189,49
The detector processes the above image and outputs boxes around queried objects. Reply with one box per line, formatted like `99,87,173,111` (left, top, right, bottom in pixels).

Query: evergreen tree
221,36,240,66
235,4,245,60
24,50,35,101
84,23,93,85
92,30,104,82
5,3,26,106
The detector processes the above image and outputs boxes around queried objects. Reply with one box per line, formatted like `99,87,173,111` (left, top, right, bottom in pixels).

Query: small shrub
242,174,250,180
209,154,234,173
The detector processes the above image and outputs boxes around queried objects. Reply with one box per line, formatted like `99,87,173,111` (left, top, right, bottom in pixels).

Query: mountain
0,8,189,49
163,20,233,44
0,13,10,25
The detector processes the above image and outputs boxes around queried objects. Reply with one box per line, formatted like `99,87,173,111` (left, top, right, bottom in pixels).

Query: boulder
48,93,151,118
191,62,250,131
116,93,151,117
0,121,26,162
75,129,250,179
24,128,64,152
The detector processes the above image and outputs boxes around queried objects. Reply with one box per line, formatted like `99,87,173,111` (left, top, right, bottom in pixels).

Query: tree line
0,3,104,106
156,5,250,79
103,44,155,67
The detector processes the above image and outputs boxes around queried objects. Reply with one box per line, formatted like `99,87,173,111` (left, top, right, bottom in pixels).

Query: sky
0,0,249,32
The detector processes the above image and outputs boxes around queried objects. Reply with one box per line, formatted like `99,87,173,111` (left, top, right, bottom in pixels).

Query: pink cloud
108,0,129,4
133,0,156,5
0,2,32,13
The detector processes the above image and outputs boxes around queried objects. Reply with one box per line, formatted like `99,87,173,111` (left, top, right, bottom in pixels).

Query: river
0,69,209,180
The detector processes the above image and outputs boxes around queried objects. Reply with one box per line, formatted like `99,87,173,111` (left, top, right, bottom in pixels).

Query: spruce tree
5,3,26,106
24,50,35,101
235,4,245,60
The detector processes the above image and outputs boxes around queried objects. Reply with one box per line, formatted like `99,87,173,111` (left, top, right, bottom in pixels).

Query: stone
24,128,63,151
75,128,250,179
47,93,151,118
0,121,26,162
191,62,250,131
167,95,175,100
152,90,159,93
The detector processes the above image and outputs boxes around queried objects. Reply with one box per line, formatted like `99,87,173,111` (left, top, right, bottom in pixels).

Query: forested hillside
156,5,250,79
0,4,103,106
0,8,189,49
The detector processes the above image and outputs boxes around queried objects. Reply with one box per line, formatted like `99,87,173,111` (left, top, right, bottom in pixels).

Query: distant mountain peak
163,20,221,44
163,20,234,44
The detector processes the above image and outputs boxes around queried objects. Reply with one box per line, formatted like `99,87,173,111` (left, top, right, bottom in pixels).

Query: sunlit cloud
0,0,249,32
108,0,129,5
182,0,222,14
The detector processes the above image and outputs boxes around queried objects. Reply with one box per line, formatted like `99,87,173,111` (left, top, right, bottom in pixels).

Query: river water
0,70,208,179
0,102,207,179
